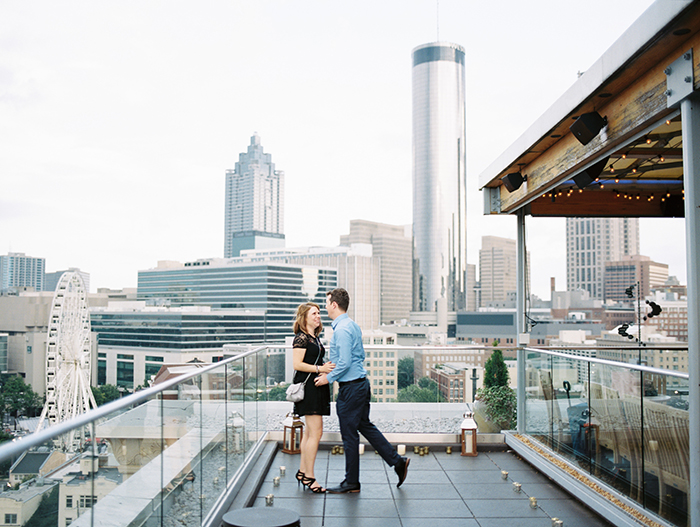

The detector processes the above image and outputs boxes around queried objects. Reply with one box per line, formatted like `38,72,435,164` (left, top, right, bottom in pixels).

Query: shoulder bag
286,337,321,402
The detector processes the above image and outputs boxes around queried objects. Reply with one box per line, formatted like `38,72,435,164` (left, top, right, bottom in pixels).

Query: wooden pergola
478,0,699,523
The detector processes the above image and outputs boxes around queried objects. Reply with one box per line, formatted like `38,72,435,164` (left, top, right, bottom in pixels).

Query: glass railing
524,347,690,527
0,346,272,527
0,343,481,527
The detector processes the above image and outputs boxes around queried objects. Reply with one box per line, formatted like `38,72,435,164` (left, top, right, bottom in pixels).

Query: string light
615,179,619,183
632,168,637,173
646,138,652,144
666,120,671,125
660,156,665,162
621,154,627,159
600,183,605,189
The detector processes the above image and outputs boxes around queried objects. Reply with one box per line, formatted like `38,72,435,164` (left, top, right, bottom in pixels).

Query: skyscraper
0,252,45,293
566,218,639,299
411,42,467,312
224,134,285,258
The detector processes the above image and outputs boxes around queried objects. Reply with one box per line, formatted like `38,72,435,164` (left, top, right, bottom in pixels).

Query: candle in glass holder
501,470,508,480
513,482,521,493
265,494,274,506
279,466,286,476
446,446,452,454
529,497,537,508
397,444,406,455
551,518,560,527
273,477,280,487
358,443,365,455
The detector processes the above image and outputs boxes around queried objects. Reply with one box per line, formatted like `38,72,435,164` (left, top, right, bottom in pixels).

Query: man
315,288,409,493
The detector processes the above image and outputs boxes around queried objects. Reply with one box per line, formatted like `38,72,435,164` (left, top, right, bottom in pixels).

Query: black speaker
570,112,607,145
501,172,524,192
573,157,609,189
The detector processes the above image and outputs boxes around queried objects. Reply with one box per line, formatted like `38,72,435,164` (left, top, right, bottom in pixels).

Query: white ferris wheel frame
37,271,97,449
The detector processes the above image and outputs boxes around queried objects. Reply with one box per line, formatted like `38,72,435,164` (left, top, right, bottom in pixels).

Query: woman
292,302,334,493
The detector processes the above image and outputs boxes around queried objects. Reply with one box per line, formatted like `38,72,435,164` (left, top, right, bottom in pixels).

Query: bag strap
299,336,322,385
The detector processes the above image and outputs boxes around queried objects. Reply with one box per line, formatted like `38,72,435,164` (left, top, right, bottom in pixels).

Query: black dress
292,332,331,416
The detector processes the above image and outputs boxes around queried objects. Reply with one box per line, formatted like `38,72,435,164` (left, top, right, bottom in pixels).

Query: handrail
524,346,690,379
0,345,268,463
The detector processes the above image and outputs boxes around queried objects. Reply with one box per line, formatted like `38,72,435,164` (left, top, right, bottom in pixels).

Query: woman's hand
318,361,335,374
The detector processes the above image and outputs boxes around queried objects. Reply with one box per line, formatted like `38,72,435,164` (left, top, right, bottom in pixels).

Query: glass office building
136,261,337,341
412,42,467,312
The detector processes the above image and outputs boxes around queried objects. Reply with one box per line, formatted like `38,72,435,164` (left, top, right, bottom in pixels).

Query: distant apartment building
648,292,688,342
430,362,483,403
0,252,45,293
480,236,516,306
238,244,380,330
224,134,285,257
137,260,337,340
604,254,668,303
44,268,90,294
415,346,486,380
566,218,639,299
364,345,399,402
340,220,412,325
58,456,122,527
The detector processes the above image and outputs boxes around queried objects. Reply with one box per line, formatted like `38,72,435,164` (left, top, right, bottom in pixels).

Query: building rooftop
232,447,614,527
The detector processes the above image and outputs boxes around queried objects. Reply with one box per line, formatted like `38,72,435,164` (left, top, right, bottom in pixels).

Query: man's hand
314,373,329,386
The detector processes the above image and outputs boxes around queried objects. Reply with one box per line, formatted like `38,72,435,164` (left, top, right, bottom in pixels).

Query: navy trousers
336,378,401,484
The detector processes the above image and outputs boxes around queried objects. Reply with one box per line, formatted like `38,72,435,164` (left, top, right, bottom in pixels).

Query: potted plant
474,341,516,432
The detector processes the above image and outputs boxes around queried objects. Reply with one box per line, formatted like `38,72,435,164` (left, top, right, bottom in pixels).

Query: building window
66,496,73,508
79,495,97,508
5,515,18,525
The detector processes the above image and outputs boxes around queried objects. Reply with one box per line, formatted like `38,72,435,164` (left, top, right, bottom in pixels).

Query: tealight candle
501,470,508,480
513,482,521,493
397,444,406,455
359,444,365,455
273,477,280,487
279,466,286,476
529,497,537,508
265,494,274,506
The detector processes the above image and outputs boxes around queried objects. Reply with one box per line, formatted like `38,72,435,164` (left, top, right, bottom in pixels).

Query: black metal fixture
501,172,527,192
573,157,609,189
570,111,607,145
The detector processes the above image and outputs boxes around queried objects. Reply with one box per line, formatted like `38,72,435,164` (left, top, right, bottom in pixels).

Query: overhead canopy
479,0,697,218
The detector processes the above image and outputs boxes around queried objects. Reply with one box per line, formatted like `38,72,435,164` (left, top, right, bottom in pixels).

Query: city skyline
2,0,685,300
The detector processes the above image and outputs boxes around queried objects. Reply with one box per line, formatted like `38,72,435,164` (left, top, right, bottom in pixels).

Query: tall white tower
566,217,640,299
224,134,285,258
411,42,467,312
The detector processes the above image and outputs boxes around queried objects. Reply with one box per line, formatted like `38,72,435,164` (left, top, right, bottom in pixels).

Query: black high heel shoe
302,476,326,493
295,470,305,488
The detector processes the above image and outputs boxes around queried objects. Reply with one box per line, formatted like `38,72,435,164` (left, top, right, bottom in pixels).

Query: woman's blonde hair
293,302,323,336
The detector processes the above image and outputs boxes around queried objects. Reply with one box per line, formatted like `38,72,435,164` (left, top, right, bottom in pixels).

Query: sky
1,0,686,299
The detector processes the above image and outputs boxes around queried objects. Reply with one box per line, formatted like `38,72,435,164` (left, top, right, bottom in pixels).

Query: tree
90,385,121,406
483,341,510,388
0,375,42,427
397,357,414,390
396,377,445,402
475,341,516,430
266,385,289,401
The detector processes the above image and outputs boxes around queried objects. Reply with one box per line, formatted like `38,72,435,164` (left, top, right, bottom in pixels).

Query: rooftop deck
231,445,614,527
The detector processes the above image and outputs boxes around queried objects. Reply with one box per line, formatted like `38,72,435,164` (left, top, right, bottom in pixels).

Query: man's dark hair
326,288,350,312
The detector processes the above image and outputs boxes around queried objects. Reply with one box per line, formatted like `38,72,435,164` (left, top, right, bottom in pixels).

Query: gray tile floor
249,448,615,527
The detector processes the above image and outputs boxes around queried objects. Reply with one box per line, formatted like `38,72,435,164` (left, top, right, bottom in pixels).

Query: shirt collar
331,312,348,329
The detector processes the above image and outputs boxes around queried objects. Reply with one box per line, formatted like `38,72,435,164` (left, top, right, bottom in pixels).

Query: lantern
282,412,303,454
228,411,245,453
460,411,478,456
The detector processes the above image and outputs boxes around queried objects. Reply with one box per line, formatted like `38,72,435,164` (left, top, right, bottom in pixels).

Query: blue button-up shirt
325,313,367,384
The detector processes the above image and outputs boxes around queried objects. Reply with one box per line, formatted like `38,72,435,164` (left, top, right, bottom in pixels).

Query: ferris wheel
37,271,97,450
